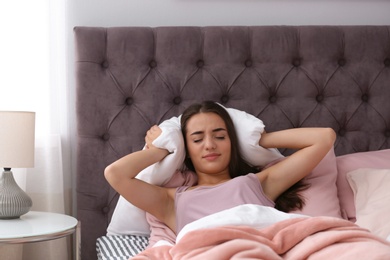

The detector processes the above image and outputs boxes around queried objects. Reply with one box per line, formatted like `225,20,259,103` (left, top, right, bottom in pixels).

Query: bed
74,26,390,259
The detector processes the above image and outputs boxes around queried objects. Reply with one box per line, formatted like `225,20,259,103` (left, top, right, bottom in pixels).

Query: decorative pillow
347,168,390,239
107,106,284,237
336,149,390,221
291,147,342,218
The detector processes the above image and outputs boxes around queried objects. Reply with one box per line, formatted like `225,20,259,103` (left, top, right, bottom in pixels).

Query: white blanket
153,204,308,247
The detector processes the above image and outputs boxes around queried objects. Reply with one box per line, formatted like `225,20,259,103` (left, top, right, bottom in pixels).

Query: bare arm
104,126,175,227
257,127,336,201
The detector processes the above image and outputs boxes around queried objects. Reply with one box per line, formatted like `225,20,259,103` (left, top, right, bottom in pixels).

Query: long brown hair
180,101,309,212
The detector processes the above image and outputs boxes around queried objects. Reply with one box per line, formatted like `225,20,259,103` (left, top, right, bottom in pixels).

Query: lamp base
0,169,32,219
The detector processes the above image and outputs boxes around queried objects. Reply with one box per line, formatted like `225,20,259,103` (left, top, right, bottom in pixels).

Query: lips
203,153,220,161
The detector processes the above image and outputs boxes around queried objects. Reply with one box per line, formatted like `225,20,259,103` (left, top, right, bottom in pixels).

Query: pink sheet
132,216,390,259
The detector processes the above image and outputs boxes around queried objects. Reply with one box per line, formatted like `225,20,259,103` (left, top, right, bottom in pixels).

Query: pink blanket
132,216,390,259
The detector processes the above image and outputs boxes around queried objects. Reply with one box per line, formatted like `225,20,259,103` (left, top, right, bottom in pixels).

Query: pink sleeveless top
175,173,275,233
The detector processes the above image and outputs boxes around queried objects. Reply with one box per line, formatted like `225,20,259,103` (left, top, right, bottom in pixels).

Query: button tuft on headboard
220,95,229,104
316,94,324,102
361,94,369,102
292,58,301,67
196,60,204,68
269,95,277,103
125,97,133,106
149,60,157,68
101,61,109,68
102,133,110,141
173,96,182,105
102,206,109,214
338,58,346,67
384,58,390,67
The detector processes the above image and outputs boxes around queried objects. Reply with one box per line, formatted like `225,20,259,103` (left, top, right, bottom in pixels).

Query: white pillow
347,168,390,240
222,105,284,166
107,106,284,236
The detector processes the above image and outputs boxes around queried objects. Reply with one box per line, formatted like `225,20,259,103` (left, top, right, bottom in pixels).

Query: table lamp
0,111,35,219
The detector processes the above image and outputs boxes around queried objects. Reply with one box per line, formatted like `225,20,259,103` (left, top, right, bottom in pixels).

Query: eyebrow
190,128,227,136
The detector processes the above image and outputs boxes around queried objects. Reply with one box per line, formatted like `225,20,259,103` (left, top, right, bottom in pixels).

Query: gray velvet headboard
74,26,390,259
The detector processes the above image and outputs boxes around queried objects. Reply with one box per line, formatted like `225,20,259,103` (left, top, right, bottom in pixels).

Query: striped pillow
96,235,149,260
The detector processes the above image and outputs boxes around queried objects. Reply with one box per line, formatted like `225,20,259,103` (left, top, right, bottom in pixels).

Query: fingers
145,125,162,148
147,125,162,136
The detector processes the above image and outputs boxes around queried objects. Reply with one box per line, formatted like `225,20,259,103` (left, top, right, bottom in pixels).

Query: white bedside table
0,211,80,260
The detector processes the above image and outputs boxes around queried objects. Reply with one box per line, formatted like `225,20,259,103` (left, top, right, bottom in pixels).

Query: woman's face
185,112,231,176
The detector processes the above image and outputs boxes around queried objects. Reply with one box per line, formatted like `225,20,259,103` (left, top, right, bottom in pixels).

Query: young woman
105,101,336,235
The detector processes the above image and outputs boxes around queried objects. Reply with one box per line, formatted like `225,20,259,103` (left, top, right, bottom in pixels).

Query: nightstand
0,211,80,260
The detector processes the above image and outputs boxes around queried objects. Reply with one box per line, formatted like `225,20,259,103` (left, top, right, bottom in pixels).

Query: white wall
67,0,390,27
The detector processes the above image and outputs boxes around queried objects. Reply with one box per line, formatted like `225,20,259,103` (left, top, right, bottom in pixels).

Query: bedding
96,148,390,259
347,168,390,240
336,149,390,221
132,205,390,259
96,235,149,260
74,26,390,259
290,147,341,218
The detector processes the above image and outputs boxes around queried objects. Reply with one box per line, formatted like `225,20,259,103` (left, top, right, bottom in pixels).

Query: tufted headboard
74,26,390,259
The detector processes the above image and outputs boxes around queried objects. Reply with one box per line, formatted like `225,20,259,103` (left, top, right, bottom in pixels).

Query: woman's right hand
145,125,162,149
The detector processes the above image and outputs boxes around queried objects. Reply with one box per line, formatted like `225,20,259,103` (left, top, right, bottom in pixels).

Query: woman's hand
257,127,336,201
145,125,162,149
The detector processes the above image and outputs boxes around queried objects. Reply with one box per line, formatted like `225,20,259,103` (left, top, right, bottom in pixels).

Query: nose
204,136,216,150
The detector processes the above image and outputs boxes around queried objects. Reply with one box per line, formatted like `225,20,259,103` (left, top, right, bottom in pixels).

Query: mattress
96,235,149,260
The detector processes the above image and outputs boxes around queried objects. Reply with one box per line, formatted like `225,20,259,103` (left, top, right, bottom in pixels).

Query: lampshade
0,111,35,168
0,111,35,219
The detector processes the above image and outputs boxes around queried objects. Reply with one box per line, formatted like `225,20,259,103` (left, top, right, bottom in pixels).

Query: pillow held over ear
222,105,284,166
